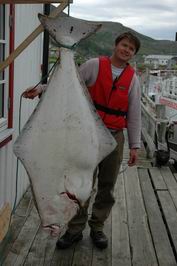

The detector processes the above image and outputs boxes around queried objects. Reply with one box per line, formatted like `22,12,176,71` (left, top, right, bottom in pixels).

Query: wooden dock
1,140,177,265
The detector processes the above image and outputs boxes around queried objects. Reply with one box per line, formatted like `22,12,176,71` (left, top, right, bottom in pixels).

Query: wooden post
155,104,167,143
155,104,166,119
0,203,11,243
0,2,68,72
141,127,156,158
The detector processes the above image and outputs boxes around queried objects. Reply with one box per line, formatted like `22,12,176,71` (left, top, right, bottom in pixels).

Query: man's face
114,38,136,63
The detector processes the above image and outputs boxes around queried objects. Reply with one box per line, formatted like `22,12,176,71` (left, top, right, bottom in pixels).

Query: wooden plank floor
2,140,177,265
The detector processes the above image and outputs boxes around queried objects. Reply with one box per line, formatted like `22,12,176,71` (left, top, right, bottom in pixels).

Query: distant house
168,56,177,68
144,55,176,68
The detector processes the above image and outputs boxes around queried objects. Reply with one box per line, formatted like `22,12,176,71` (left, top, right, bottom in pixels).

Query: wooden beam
0,0,73,3
0,2,68,72
0,203,11,243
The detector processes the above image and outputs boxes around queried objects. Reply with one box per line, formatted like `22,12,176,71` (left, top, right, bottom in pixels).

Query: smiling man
56,31,142,249
23,31,141,250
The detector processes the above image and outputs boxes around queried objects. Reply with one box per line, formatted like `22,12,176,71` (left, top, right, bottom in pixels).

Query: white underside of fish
14,19,117,236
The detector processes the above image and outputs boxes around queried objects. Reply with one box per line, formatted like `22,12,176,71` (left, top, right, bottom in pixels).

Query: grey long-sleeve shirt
79,58,141,149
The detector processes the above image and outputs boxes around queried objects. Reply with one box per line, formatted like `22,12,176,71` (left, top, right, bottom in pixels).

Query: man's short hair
115,32,141,54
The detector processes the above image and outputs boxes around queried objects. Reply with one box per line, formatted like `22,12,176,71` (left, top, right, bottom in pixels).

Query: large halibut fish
13,14,117,236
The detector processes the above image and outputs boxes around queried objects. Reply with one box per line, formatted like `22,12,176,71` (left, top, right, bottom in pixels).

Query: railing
141,93,169,158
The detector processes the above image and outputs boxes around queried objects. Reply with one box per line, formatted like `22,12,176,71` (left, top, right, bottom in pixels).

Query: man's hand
128,148,138,166
22,86,43,99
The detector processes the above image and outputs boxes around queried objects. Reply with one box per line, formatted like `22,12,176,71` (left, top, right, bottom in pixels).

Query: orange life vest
89,56,135,129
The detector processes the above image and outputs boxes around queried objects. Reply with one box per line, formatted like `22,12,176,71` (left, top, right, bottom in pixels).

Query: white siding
0,142,14,208
0,4,43,210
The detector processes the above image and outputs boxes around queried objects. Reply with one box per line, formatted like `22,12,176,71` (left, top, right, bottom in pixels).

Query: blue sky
56,0,177,41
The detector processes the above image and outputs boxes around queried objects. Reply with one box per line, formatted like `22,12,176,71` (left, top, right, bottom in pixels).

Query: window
0,4,10,133
0,5,5,120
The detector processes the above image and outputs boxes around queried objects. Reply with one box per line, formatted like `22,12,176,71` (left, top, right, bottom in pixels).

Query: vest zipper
102,64,129,122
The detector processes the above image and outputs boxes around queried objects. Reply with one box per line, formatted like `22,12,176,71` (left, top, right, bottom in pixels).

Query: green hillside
74,21,177,64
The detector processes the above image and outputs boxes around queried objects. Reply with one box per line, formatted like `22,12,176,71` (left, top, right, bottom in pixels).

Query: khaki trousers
68,130,124,233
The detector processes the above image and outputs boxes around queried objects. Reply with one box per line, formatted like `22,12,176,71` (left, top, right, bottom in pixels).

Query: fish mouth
42,192,81,236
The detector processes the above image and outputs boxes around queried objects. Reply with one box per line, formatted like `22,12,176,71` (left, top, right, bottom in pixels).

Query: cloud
67,0,177,40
